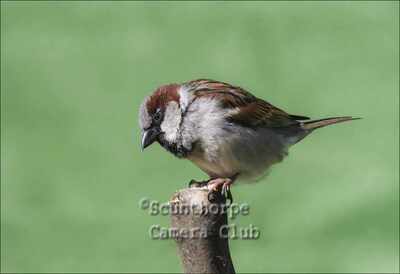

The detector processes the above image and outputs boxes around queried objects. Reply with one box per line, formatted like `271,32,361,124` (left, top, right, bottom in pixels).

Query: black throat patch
157,134,192,158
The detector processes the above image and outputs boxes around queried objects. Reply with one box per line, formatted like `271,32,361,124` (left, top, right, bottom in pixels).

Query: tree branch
170,186,235,274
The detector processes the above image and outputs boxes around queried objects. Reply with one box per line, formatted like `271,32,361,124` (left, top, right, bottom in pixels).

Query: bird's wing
186,79,309,128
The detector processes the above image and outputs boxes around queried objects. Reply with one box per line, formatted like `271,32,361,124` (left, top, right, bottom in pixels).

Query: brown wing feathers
189,79,305,128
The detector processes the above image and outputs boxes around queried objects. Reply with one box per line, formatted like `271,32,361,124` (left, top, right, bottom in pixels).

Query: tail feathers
301,116,361,131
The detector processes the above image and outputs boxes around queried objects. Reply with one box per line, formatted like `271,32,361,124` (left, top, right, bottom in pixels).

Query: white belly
180,97,290,182
187,125,289,182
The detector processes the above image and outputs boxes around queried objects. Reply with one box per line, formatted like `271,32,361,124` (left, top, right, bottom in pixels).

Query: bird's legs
207,174,238,205
188,175,238,205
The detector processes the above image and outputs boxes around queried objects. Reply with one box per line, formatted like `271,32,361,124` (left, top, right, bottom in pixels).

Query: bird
139,79,359,202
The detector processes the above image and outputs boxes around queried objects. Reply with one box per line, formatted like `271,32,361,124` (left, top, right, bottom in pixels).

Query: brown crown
146,83,180,114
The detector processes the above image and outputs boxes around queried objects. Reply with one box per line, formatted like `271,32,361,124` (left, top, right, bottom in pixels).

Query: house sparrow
139,79,358,201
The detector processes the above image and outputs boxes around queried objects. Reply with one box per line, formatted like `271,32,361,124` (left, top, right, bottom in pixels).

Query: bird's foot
207,178,234,205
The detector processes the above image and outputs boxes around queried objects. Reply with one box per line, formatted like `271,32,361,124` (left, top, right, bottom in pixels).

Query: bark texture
170,187,235,274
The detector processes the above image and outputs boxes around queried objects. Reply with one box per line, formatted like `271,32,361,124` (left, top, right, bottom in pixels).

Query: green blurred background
1,1,398,273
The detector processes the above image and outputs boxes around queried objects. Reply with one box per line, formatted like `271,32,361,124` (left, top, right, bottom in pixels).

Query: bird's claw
222,183,233,206
206,178,233,206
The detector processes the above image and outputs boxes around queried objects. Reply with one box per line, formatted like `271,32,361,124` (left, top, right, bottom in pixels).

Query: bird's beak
141,127,160,150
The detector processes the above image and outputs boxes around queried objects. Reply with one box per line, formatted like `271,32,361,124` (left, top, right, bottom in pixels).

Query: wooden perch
170,186,235,274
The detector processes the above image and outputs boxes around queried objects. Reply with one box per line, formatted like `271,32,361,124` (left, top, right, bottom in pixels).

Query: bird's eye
153,110,162,122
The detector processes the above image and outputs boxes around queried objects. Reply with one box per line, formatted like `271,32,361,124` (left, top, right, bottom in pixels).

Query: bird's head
139,83,182,150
